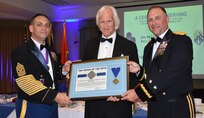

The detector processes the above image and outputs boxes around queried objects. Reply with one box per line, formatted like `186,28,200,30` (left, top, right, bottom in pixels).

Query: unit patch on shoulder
16,63,26,77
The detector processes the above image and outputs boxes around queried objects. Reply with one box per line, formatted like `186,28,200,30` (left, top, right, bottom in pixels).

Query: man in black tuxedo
83,5,139,118
11,13,72,118
122,6,196,118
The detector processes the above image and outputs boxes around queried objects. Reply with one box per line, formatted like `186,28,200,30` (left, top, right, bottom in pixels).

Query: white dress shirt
97,32,116,59
152,29,169,60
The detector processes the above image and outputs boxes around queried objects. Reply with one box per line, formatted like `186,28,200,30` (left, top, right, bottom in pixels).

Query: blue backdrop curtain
0,20,26,94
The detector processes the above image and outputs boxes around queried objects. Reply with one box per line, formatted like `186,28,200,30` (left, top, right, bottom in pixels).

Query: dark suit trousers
147,94,195,118
85,100,132,118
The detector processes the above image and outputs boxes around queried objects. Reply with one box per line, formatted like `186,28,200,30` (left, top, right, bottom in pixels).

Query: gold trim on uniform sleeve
140,84,152,98
140,68,146,81
20,99,27,118
16,63,26,77
42,88,50,102
186,94,195,118
16,74,47,96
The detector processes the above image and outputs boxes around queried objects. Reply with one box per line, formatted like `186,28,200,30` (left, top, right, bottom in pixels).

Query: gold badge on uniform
50,51,57,61
157,41,168,56
16,63,26,77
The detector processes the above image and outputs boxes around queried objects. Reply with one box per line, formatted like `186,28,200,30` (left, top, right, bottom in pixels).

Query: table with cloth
58,101,147,118
1,101,204,118
2,101,147,118
0,103,15,118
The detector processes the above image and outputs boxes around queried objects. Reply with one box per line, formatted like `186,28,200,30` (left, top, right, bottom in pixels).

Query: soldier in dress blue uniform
121,6,196,118
11,13,72,118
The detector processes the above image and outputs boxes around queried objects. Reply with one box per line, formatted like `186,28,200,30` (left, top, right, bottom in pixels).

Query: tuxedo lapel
26,39,50,72
143,40,154,70
94,39,101,59
112,35,123,57
90,39,100,59
35,47,49,70
158,30,173,68
151,30,174,68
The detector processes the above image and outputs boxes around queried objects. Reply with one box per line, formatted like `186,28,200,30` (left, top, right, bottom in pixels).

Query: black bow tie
40,44,48,50
100,38,113,43
151,37,162,43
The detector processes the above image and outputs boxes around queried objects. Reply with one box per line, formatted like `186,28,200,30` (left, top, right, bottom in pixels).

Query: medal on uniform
39,75,45,84
111,67,120,84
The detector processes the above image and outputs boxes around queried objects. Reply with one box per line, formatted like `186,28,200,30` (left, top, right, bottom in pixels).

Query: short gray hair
96,5,120,30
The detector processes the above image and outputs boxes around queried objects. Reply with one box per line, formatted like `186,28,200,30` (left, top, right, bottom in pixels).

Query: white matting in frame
68,56,129,100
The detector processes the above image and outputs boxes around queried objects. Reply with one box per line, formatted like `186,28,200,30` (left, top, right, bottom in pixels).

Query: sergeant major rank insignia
16,63,26,77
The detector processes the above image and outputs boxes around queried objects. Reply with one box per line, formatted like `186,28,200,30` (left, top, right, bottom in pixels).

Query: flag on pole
61,22,68,64
47,24,53,47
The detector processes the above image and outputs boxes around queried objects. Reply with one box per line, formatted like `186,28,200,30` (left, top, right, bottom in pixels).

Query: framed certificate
68,56,129,100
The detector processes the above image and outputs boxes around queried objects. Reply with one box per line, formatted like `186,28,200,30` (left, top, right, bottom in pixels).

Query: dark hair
30,13,50,25
147,6,167,16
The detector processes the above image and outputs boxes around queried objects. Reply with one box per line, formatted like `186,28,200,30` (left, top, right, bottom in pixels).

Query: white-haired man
83,5,139,118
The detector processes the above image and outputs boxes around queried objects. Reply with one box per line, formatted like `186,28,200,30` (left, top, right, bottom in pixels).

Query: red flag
61,22,68,64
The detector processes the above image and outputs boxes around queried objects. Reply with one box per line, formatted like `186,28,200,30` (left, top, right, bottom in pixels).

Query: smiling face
98,8,115,37
147,7,169,37
29,15,51,44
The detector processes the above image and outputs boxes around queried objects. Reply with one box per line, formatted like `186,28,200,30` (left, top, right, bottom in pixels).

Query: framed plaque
68,56,129,100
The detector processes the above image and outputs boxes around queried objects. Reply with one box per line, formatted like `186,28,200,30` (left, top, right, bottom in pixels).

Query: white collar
31,37,45,50
156,28,169,39
102,32,116,42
